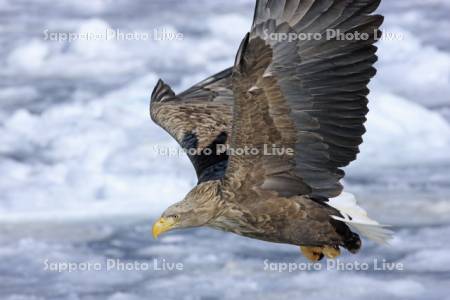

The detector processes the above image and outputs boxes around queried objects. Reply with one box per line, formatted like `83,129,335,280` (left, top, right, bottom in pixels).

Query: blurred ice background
0,0,449,299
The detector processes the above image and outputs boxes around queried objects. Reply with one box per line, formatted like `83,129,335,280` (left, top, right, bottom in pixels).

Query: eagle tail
328,192,393,245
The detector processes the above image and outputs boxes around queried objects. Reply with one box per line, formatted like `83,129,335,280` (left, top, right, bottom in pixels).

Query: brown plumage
150,0,391,261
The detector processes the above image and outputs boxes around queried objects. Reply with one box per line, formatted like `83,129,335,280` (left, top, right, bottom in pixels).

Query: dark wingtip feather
364,0,383,15
151,79,175,103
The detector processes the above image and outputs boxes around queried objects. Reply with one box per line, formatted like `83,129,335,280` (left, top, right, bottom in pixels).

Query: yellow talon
300,246,341,261
300,246,324,262
322,246,341,259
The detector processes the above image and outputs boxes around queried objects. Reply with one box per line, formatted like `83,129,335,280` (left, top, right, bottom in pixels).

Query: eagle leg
322,246,341,259
300,246,324,262
300,245,341,261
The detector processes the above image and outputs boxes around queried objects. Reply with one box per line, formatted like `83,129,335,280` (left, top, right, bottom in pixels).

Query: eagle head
152,181,221,239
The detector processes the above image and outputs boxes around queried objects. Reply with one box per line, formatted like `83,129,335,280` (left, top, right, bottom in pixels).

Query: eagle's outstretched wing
150,68,233,183
223,0,383,200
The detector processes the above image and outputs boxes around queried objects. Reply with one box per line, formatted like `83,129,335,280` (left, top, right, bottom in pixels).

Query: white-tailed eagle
150,0,392,261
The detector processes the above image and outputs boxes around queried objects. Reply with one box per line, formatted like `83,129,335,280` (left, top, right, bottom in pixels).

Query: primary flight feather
150,0,392,261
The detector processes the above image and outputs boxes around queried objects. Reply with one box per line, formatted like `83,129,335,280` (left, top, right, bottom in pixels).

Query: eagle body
210,188,360,250
150,0,392,260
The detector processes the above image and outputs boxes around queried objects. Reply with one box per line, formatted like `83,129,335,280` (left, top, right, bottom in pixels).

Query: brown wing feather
150,68,234,183
224,0,383,200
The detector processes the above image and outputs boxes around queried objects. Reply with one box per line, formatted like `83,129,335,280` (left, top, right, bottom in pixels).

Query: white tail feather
328,192,393,244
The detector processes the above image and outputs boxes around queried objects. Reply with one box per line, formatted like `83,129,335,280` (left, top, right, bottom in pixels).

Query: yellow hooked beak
152,217,177,239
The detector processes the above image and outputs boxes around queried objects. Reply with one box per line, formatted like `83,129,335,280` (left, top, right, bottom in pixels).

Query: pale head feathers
161,180,222,229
